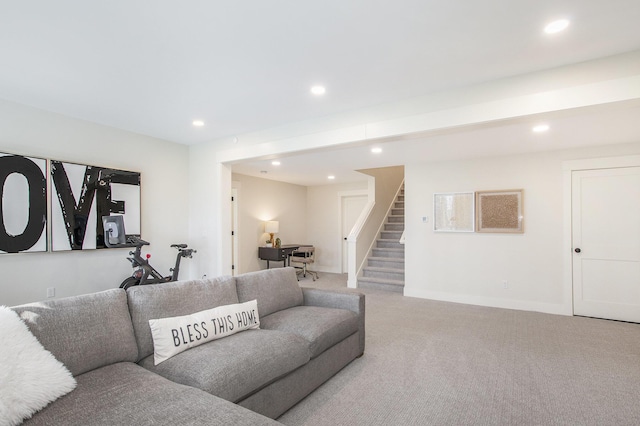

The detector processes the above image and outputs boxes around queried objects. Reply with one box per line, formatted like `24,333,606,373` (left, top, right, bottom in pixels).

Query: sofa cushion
235,267,303,317
11,289,138,376
23,362,280,426
149,300,260,365
260,306,359,358
127,276,239,360
139,329,310,403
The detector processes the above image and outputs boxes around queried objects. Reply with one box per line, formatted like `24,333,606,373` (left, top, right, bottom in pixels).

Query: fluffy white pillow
149,299,260,365
0,306,77,426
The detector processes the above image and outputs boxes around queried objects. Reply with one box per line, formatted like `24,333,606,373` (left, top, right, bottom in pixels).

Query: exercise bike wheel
120,277,140,290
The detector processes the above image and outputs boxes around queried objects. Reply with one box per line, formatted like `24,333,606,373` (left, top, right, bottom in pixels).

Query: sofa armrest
302,288,365,356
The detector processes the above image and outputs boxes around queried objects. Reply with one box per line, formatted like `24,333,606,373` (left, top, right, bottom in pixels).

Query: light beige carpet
279,273,640,425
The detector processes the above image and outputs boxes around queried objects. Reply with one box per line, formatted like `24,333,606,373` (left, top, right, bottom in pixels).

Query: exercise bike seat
171,243,188,249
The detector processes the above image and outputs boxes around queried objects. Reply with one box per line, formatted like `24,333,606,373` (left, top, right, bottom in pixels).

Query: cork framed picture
476,189,523,233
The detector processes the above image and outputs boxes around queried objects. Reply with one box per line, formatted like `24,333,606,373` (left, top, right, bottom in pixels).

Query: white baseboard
403,287,572,316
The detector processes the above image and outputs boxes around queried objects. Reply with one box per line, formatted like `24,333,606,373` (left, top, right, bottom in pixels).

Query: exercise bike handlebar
126,235,150,247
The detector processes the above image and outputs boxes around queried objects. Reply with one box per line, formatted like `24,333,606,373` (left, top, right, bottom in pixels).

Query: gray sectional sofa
11,267,365,425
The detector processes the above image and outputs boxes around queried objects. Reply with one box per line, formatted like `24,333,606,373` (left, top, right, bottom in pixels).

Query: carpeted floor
278,273,640,425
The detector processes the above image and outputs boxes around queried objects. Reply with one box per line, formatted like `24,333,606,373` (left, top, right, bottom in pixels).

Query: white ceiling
2,1,640,185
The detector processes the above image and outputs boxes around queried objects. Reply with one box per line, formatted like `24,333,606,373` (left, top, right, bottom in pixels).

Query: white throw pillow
0,306,77,426
149,299,260,365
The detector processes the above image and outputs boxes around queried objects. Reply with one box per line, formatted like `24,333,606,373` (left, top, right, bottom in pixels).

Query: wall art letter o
0,155,46,253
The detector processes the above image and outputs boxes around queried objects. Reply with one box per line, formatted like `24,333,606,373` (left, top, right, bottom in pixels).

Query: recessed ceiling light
271,161,281,166
371,147,383,154
192,120,204,127
532,124,550,133
327,175,335,180
544,19,570,34
310,85,326,96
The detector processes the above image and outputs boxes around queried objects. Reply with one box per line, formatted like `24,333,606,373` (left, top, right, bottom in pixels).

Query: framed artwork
0,153,48,253
476,189,523,233
50,160,141,250
433,192,475,232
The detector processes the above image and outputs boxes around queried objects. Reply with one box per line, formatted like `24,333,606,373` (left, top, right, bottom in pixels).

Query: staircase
357,187,404,293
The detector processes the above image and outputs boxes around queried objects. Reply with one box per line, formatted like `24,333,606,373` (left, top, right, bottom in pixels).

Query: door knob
574,248,581,253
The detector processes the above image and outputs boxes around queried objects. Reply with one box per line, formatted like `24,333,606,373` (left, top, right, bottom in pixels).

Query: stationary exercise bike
118,235,196,290
102,215,196,290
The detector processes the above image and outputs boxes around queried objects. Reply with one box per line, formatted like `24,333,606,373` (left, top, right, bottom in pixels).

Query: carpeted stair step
357,277,404,293
368,256,404,268
372,247,404,259
362,266,404,281
384,223,404,231
387,215,404,224
391,208,404,216
376,239,404,249
380,230,402,240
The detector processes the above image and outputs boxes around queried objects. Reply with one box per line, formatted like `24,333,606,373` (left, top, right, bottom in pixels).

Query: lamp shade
265,221,279,234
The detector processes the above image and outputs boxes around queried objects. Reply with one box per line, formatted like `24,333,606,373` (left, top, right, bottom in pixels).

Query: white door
341,195,367,273
572,167,640,322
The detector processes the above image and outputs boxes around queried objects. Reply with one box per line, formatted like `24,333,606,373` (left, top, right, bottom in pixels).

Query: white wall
232,174,307,273
0,99,190,306
306,181,368,273
404,142,640,315
188,144,231,281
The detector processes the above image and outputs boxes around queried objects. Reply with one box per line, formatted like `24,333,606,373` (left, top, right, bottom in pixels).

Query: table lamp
265,221,279,247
